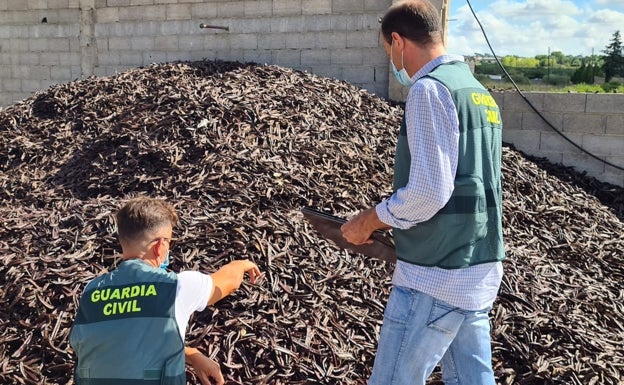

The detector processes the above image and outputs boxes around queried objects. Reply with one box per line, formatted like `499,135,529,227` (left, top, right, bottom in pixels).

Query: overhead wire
464,0,624,172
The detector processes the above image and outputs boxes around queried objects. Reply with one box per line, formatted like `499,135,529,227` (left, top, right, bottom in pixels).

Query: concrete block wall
493,91,624,187
0,0,398,107
0,0,83,106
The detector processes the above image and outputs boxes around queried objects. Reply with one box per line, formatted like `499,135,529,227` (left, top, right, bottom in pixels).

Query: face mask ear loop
401,48,406,72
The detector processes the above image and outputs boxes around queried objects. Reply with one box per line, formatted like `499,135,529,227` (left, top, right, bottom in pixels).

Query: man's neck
122,253,159,268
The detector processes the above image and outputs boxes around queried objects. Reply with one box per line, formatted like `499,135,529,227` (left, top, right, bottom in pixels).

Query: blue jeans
368,286,496,385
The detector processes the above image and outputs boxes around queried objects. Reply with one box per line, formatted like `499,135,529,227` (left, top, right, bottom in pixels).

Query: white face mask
391,42,413,87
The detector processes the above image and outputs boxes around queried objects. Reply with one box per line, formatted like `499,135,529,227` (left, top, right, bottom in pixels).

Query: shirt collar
412,54,466,82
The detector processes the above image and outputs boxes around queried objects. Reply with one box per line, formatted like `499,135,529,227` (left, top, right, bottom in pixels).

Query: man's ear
391,32,403,47
152,239,163,257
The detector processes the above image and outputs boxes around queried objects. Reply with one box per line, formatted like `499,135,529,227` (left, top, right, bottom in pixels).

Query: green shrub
506,73,531,85
601,81,623,93
544,74,571,86
564,83,604,93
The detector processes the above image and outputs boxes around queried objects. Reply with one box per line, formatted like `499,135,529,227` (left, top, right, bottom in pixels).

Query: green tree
535,54,548,67
571,62,594,84
570,56,583,67
571,63,585,83
551,51,564,64
499,56,541,68
518,57,540,68
501,55,517,67
602,30,624,82
562,55,577,66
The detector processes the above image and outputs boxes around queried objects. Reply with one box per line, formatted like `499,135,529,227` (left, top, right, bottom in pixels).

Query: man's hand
185,347,224,385
237,260,262,284
341,207,388,245
208,260,262,305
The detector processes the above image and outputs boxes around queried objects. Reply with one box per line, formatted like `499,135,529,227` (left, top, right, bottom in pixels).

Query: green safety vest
392,61,505,269
70,259,186,385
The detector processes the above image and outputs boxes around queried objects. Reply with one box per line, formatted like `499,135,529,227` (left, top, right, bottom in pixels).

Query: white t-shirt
174,271,213,340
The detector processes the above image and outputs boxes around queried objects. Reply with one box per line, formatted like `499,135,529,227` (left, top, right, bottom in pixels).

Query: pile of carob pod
0,60,622,385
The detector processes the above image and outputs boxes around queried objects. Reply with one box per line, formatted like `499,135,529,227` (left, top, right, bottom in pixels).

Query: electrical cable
465,0,624,172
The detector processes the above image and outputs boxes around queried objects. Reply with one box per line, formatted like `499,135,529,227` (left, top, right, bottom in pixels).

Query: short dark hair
115,197,178,243
380,0,442,46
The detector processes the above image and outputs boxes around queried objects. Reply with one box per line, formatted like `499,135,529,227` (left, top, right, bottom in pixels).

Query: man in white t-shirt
70,197,261,385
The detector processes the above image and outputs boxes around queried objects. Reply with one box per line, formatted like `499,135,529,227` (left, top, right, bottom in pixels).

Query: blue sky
447,0,624,58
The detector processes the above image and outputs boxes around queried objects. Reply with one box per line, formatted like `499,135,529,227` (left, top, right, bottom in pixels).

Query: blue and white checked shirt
376,55,503,311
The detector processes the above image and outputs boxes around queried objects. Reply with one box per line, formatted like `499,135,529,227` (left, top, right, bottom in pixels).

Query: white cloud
494,0,581,18
595,0,624,5
447,0,623,57
588,9,624,24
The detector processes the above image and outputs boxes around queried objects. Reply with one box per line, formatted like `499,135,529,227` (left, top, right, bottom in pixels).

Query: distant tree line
473,30,624,89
